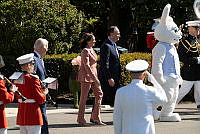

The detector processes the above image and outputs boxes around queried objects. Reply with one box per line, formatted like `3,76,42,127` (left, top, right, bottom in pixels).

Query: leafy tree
70,0,196,52
0,0,88,57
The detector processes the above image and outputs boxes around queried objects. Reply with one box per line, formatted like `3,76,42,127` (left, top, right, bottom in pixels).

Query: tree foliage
0,0,88,57
71,0,196,52
0,0,197,57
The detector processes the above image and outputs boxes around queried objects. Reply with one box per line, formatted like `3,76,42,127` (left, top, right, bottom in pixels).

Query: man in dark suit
99,26,121,106
33,38,49,134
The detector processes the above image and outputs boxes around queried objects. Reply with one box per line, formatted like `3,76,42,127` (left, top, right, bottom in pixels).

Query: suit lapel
90,49,97,60
106,39,120,58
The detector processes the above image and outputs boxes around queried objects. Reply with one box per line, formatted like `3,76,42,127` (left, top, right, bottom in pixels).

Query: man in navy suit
99,26,121,106
33,38,49,134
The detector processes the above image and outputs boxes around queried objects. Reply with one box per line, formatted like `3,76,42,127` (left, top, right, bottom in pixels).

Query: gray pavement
5,102,200,134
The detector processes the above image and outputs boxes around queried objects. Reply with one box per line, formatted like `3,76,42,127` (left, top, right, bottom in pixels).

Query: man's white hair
34,38,48,49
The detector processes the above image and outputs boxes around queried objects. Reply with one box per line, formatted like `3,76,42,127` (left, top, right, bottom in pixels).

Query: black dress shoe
157,106,162,111
197,105,200,109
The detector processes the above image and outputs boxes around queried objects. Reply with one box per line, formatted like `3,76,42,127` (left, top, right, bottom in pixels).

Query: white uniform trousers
177,80,200,105
0,128,7,134
20,125,41,134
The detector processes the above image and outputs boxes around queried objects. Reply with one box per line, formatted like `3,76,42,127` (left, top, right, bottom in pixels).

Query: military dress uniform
113,60,167,134
15,72,46,134
177,34,200,106
0,74,14,134
15,53,46,134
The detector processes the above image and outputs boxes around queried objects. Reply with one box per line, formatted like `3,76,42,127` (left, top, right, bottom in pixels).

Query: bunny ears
160,4,171,24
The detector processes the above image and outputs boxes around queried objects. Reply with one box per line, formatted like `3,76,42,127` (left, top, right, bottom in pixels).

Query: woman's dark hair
80,33,94,49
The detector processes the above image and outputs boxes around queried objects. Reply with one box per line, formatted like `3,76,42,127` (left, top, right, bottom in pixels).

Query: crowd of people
0,5,200,134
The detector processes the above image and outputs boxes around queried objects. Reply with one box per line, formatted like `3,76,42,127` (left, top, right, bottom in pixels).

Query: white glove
9,85,18,92
197,57,200,64
146,71,164,93
146,71,168,102
43,88,49,95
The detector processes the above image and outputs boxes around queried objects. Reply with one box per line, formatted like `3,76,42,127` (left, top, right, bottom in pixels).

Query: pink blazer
77,48,98,83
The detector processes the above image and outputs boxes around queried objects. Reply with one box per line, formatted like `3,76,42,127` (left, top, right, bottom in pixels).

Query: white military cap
16,53,34,65
126,60,149,72
186,20,200,27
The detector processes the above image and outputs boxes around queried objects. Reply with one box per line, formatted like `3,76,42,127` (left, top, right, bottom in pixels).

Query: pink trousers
77,81,103,121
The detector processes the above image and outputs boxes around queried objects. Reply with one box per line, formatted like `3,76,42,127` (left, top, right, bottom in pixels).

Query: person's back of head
126,60,149,80
34,38,48,56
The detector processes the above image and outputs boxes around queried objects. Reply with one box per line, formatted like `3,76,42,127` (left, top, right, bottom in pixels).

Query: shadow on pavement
48,123,93,128
177,111,200,115
48,121,113,128
8,127,20,130
176,107,197,110
181,117,200,121
64,109,113,115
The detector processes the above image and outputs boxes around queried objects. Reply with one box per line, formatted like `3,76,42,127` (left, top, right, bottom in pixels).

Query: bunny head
154,4,182,44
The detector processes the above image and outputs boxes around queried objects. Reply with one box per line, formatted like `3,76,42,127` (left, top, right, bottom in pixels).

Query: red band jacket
0,79,14,128
15,73,46,126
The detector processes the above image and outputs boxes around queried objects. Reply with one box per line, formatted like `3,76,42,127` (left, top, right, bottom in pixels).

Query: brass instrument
4,77,27,102
196,41,200,54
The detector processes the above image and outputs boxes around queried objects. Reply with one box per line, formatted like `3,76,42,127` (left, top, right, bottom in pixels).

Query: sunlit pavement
6,102,200,134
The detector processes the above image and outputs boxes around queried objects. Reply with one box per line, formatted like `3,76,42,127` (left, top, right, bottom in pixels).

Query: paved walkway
5,102,200,134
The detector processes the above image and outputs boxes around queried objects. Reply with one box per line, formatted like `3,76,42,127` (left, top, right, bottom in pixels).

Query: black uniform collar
187,34,196,40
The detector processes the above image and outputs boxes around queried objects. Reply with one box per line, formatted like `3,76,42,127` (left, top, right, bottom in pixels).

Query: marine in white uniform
113,60,167,134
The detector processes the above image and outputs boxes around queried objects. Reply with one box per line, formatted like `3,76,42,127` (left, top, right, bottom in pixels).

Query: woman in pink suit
77,33,105,126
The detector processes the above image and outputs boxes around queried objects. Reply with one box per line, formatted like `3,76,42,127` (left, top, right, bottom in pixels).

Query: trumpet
4,77,27,102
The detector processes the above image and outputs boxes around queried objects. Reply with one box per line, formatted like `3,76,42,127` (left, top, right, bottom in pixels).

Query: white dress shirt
113,79,167,134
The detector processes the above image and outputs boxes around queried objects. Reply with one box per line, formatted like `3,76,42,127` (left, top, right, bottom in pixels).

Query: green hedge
119,52,151,86
44,52,152,93
44,53,80,94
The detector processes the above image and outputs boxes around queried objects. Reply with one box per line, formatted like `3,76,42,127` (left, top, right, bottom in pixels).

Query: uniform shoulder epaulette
30,74,39,79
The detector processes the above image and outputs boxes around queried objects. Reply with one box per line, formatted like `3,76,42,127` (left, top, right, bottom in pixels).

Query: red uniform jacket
0,79,14,128
15,73,46,126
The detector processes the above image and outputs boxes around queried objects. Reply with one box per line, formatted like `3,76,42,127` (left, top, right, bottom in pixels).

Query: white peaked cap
126,60,149,72
186,20,200,27
16,53,34,65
